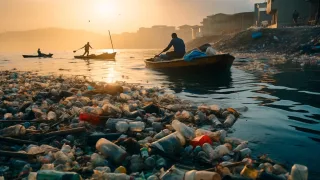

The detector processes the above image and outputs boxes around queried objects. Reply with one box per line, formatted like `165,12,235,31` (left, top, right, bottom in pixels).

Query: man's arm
162,40,173,53
90,45,93,49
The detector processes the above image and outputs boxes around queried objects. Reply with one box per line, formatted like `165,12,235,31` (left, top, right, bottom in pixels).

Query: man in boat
37,48,43,56
81,42,93,56
160,33,186,60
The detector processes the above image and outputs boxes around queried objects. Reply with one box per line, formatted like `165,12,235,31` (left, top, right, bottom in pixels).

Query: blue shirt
163,38,186,54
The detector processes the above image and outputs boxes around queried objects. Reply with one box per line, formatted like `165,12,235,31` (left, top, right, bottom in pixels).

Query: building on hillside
267,0,319,28
254,2,272,27
201,12,254,36
176,25,203,42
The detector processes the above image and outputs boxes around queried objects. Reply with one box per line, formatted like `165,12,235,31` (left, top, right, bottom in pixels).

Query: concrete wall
268,0,314,27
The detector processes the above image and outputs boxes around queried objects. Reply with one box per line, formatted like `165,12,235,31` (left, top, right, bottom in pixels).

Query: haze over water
0,49,319,177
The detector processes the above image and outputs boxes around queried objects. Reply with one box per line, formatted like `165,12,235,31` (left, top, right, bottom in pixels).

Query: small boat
22,53,53,58
74,52,116,60
145,54,235,71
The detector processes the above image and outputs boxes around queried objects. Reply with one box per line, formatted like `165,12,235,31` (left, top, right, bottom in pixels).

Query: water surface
1,49,319,178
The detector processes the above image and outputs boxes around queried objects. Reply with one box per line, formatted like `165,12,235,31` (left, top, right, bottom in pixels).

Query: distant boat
145,54,235,71
74,52,116,60
22,53,53,58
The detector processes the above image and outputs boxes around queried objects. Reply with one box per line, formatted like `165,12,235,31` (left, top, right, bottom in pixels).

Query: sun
94,0,118,19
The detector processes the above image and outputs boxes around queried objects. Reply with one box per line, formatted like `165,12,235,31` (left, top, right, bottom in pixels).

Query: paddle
73,47,83,53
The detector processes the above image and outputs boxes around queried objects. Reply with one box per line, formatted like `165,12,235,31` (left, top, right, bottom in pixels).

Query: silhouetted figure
37,48,43,56
82,42,93,56
292,10,299,25
160,33,186,60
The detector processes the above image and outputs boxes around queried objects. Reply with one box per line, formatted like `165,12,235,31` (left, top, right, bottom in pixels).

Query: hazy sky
1,0,264,34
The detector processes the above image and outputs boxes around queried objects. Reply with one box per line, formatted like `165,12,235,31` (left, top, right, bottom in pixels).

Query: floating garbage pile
0,71,309,180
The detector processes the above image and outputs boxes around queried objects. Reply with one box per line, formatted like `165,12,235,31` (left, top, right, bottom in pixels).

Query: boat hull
22,54,53,58
145,54,234,71
74,52,116,60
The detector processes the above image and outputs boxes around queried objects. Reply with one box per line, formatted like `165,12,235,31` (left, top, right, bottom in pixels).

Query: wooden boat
22,53,53,58
74,52,116,60
145,54,235,71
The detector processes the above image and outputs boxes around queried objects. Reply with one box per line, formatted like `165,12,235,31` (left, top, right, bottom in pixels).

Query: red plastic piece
190,135,212,148
79,113,101,125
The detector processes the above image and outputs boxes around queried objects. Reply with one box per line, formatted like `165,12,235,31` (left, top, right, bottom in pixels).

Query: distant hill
0,27,174,52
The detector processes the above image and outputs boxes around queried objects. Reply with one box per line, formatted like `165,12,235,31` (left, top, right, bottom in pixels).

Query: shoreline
0,71,312,179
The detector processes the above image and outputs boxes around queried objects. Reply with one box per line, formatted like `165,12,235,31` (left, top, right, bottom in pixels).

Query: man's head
171,33,178,39
87,42,90,45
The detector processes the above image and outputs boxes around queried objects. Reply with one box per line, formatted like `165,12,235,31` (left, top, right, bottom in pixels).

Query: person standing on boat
160,33,186,60
81,42,93,56
37,48,43,56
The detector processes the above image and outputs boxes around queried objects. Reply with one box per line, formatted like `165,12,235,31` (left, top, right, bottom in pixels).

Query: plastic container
290,164,308,180
0,124,26,137
224,114,236,127
240,165,259,179
233,141,248,152
106,118,132,131
203,144,230,161
96,138,128,165
240,148,252,158
140,147,149,159
190,135,213,148
154,129,171,139
151,132,186,155
36,170,82,180
129,121,145,132
171,120,195,140
208,114,222,127
115,121,129,132
79,112,101,125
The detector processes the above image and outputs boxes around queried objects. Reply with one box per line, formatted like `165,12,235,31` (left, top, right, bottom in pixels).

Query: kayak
74,52,116,60
144,54,235,71
22,54,53,58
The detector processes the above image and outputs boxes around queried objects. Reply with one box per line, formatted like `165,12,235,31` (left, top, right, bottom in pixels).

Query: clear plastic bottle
115,121,129,132
129,121,145,132
171,120,195,140
154,129,171,140
208,114,222,127
224,114,236,127
202,143,230,161
0,124,26,137
151,132,185,156
96,138,128,165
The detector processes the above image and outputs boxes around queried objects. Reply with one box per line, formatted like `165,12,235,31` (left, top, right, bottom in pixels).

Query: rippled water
1,49,320,178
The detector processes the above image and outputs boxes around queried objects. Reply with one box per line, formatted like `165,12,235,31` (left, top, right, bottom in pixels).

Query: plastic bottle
129,121,145,132
161,165,185,180
0,124,26,137
114,166,127,174
154,129,171,139
224,114,236,127
202,143,230,161
240,148,251,158
290,164,308,180
233,141,248,152
195,171,221,180
208,114,222,128
91,153,107,168
106,118,132,131
96,138,128,165
151,132,185,155
171,120,195,140
115,121,129,132
36,170,82,180
144,157,156,168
